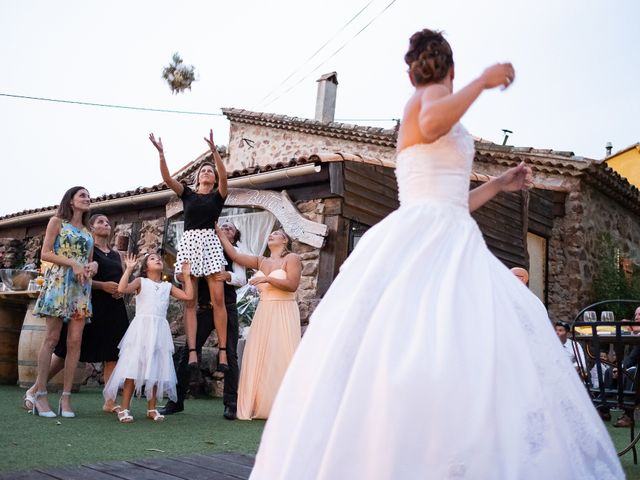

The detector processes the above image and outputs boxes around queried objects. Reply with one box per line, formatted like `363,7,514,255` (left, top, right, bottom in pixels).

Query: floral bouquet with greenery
237,283,260,328
162,52,197,94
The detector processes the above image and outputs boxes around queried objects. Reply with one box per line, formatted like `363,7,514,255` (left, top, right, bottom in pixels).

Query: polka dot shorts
175,229,227,277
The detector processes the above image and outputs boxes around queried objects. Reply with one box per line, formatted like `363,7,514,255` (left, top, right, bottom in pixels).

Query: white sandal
23,390,36,411
147,409,165,422
117,409,134,423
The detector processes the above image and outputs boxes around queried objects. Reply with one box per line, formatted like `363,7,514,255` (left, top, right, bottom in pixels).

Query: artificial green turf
605,411,640,479
0,385,264,473
1,385,640,478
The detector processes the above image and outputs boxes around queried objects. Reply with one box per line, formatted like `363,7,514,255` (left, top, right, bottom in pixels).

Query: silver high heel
58,391,76,418
32,391,57,418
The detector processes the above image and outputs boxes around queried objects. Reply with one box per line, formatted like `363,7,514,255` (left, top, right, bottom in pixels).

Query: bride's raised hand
498,162,533,192
481,63,515,90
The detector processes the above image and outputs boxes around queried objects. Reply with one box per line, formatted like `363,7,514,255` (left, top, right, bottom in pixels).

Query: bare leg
147,385,164,421
206,276,228,367
32,317,63,413
117,378,135,422
25,353,65,405
148,385,158,411
60,317,85,413
102,361,120,412
184,277,199,365
120,379,135,410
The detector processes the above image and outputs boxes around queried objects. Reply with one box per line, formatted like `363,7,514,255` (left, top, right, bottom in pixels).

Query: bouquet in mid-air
162,52,197,94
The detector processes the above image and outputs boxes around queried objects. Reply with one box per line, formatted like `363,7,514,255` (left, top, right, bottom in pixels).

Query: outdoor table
573,319,640,462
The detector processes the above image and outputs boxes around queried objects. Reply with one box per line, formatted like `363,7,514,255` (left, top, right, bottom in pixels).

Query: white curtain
220,209,277,256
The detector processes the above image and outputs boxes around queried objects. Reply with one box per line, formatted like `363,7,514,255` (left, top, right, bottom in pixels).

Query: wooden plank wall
342,162,399,226
527,189,558,237
470,182,527,268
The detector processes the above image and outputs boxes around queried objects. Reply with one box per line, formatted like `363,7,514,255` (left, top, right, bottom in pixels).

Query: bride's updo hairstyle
404,29,453,86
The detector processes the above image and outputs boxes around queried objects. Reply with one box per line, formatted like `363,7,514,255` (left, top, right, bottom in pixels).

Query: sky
1,0,639,216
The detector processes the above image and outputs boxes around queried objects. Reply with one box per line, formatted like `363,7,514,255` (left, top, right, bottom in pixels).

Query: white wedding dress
250,124,623,479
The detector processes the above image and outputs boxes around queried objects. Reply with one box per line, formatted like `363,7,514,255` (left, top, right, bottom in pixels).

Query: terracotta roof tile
222,108,397,147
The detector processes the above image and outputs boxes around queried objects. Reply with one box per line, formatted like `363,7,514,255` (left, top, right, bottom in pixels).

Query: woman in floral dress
28,186,96,418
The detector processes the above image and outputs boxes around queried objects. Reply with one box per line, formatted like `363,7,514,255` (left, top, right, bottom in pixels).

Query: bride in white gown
250,29,624,479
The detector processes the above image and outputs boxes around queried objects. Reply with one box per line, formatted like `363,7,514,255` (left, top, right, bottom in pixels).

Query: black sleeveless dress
54,248,129,362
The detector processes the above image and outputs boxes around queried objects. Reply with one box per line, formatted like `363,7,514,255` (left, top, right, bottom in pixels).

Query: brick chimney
315,72,338,123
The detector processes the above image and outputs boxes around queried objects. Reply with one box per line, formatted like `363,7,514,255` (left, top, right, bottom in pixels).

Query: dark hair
194,161,218,192
275,229,292,258
405,29,454,86
88,213,109,227
89,213,113,243
56,186,91,227
221,221,242,244
138,253,151,278
555,321,571,332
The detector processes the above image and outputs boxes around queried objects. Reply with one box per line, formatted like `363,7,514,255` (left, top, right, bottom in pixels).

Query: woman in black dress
24,214,130,413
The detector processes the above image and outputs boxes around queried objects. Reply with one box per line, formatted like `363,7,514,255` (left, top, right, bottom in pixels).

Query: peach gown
237,268,301,420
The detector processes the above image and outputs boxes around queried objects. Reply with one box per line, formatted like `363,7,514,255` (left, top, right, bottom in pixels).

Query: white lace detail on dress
395,123,475,208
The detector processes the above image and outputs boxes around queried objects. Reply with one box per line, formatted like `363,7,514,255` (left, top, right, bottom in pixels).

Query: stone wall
292,199,326,324
0,238,23,268
227,123,395,171
547,181,640,322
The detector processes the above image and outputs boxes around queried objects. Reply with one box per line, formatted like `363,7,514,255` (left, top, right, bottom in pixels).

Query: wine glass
601,311,615,322
583,311,597,322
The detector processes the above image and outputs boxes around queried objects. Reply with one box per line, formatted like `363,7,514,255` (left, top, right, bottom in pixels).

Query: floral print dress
33,222,94,322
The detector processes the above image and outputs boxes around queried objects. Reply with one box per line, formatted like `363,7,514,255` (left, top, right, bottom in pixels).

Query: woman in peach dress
216,227,302,419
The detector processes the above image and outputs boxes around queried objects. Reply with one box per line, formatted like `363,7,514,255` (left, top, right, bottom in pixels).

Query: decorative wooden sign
165,188,328,248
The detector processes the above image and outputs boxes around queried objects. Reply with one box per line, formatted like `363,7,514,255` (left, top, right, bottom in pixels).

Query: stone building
2,77,640,334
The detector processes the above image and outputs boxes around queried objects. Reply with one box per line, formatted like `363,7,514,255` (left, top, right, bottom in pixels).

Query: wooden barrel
0,304,23,384
17,301,84,392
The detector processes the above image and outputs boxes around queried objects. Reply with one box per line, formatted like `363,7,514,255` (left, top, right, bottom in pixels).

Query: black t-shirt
180,186,226,231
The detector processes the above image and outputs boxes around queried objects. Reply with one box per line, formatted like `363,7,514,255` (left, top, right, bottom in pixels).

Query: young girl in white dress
103,253,193,423
249,29,623,479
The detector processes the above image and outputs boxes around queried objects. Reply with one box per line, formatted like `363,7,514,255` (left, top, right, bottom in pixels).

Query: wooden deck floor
0,453,254,480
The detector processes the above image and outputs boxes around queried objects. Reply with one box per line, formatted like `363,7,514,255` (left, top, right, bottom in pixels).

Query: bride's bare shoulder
420,84,450,105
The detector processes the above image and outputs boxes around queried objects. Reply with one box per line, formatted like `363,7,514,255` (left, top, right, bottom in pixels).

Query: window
348,221,369,255
527,232,547,304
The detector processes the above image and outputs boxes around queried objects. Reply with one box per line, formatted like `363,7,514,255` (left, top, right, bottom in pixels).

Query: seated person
591,351,612,389
554,320,586,373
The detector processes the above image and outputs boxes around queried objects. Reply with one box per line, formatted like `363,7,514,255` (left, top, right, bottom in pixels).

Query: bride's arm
419,63,515,143
469,162,533,212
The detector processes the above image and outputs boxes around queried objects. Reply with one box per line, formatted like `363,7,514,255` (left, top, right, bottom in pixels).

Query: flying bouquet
237,283,260,328
162,52,197,94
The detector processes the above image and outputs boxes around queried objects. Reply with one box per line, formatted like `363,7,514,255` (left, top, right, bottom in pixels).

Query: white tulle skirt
250,200,623,479
103,313,177,402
